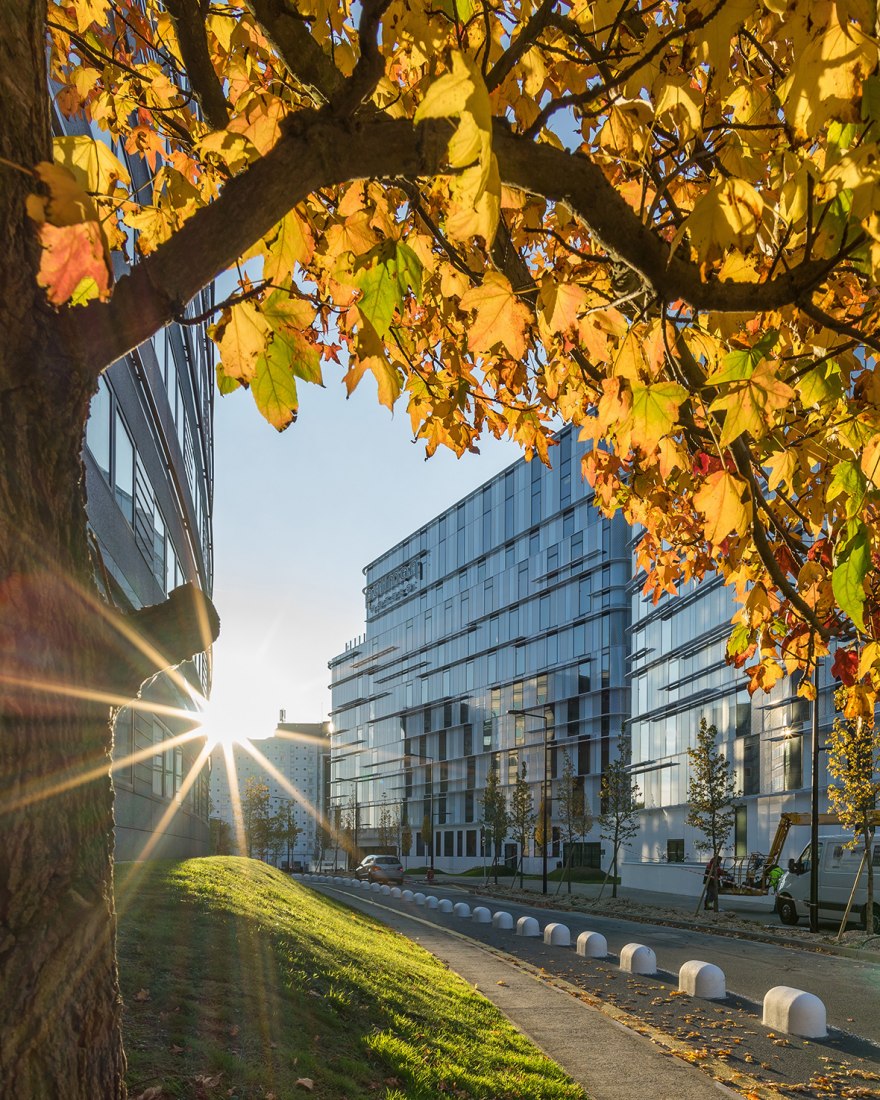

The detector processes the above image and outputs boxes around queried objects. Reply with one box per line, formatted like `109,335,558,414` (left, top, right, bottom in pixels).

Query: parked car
776,834,880,931
354,855,405,884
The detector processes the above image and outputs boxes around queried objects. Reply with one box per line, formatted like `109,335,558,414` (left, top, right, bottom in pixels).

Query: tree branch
485,0,559,92
330,0,393,116
164,0,231,131
246,0,346,104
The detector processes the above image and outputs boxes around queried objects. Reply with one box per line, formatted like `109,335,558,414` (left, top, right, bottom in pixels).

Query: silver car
354,855,405,884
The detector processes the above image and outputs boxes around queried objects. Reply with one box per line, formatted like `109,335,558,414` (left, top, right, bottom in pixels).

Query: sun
195,689,277,752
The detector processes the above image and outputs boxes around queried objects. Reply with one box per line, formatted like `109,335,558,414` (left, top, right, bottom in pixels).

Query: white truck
775,834,880,932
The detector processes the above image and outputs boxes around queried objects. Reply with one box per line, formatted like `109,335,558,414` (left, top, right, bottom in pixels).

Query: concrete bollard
380,885,392,895
391,886,402,898
492,911,514,930
679,961,726,1000
763,986,827,1038
402,889,414,901
426,895,439,909
543,923,571,947
414,892,426,906
619,943,656,975
438,898,454,913
453,902,471,918
472,906,491,923
576,931,608,959
517,916,541,937
371,882,382,892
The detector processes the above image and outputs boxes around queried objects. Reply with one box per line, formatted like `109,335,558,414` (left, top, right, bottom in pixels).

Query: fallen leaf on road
295,1078,314,1090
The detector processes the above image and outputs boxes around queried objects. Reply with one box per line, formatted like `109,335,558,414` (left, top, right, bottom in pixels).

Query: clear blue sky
208,367,521,738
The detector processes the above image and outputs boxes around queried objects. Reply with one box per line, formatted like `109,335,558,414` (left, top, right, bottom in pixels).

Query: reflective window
86,376,111,481
114,411,134,524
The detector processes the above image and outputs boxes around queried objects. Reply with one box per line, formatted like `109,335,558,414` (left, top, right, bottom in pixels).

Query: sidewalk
339,888,739,1100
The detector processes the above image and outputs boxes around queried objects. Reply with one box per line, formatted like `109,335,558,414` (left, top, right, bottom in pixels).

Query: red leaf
831,647,859,686
37,221,110,306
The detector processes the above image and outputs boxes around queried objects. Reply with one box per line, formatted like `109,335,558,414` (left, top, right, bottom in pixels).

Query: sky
208,367,522,740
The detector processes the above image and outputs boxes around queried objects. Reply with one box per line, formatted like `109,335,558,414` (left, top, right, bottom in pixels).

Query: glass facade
329,426,631,872
628,562,837,871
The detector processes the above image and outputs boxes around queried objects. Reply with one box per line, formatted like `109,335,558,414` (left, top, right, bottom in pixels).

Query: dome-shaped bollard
763,986,827,1038
371,881,382,892
391,886,402,898
472,906,491,923
438,898,454,913
619,943,656,975
426,895,439,909
543,923,571,947
492,911,514,930
453,902,471,918
576,931,608,958
679,961,726,1000
414,892,426,905
380,884,392,895
517,916,541,937
402,889,414,901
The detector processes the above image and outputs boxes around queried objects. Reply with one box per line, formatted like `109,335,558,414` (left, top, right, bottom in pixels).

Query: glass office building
629,564,838,873
77,126,216,860
329,426,631,873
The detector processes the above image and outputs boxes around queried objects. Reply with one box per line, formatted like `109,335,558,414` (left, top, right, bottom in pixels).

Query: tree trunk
1,8,220,1093
0,3,126,1095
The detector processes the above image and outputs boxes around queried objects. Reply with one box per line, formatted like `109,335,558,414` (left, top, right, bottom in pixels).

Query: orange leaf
459,271,532,360
37,221,111,306
693,470,750,546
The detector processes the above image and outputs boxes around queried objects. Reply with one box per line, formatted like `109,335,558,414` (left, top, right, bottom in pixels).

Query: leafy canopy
33,0,880,708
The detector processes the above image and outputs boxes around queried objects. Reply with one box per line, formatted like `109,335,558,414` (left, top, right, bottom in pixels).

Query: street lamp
509,707,553,895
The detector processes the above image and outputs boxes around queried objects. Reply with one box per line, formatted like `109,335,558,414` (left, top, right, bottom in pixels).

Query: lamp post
509,707,553,895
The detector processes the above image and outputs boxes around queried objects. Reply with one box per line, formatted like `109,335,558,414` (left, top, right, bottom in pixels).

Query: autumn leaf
262,210,315,284
251,337,300,430
353,240,423,338
832,525,870,633
674,177,765,265
209,300,270,383
37,221,111,306
295,1078,314,1091
52,134,130,196
629,381,688,453
459,272,533,360
693,470,750,546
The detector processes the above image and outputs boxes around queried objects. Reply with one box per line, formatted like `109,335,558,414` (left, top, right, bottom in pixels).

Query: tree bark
0,6,219,1094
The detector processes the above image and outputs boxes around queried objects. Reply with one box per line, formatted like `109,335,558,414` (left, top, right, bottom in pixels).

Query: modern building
330,429,844,893
209,721,331,868
329,426,631,874
77,123,216,860
627,570,837,892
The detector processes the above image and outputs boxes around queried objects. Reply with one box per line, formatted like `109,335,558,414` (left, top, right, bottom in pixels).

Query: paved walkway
332,887,743,1100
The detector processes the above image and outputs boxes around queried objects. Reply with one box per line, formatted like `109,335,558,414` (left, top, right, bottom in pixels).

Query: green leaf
826,459,866,518
251,337,299,431
862,75,880,124
216,363,241,395
832,525,870,633
706,330,778,386
353,240,423,339
796,359,843,408
260,290,323,385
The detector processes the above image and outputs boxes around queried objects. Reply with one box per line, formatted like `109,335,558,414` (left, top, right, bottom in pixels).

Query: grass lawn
116,857,587,1100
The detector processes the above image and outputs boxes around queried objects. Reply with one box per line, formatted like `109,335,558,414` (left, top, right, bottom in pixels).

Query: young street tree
686,718,740,913
272,798,302,869
827,689,880,933
378,794,400,854
557,751,593,894
480,760,510,886
598,739,641,899
242,777,271,860
509,760,536,888
8,1,880,1092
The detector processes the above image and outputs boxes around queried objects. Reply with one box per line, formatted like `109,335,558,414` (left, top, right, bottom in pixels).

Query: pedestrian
703,854,721,910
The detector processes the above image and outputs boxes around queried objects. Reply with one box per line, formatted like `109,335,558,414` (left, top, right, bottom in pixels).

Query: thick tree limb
105,582,220,697
486,0,559,92
164,0,230,131
67,111,840,377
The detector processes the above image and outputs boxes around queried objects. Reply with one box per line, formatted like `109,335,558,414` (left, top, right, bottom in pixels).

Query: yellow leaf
251,336,299,431
674,178,764,265
779,16,875,140
654,78,703,142
208,300,270,383
629,380,688,454
446,157,500,245
709,361,796,446
693,470,750,545
262,210,315,284
539,279,588,337
459,271,533,360
52,135,130,196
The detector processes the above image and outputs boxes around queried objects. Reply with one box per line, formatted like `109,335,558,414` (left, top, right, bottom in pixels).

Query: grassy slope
117,858,587,1100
